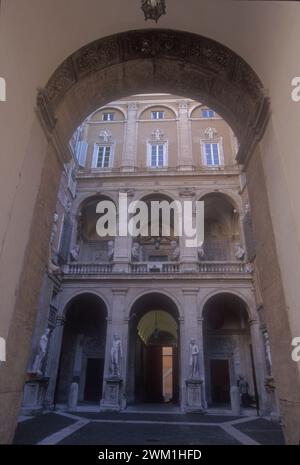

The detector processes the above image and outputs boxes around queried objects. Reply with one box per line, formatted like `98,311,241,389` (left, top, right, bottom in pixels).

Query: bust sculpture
32,328,51,375
110,334,123,377
189,338,200,378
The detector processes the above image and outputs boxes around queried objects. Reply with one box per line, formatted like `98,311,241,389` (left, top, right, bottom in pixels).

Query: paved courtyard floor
13,409,285,445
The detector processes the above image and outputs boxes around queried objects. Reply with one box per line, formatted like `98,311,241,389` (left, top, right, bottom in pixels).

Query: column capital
127,102,138,111
177,100,190,111
248,318,259,327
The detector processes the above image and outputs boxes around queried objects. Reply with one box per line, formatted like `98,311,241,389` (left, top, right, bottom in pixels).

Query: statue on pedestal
235,244,245,261
170,240,180,261
107,240,114,261
131,242,141,262
198,246,205,261
110,334,123,377
48,212,61,275
32,328,51,375
189,338,200,378
70,243,80,261
263,331,272,376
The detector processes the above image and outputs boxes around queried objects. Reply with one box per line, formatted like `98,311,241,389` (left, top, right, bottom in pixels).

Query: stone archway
2,28,299,444
54,293,108,406
127,292,180,406
37,29,269,167
202,293,257,410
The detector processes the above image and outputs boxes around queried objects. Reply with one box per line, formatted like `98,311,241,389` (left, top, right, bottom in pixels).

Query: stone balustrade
198,261,252,273
64,262,113,275
63,261,252,276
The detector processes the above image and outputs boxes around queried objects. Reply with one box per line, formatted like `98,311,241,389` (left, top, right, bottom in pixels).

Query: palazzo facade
22,95,278,416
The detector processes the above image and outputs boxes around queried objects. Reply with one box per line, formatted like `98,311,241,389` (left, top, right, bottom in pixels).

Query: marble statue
263,331,272,375
131,242,141,262
70,243,80,261
107,240,114,261
238,375,250,407
198,246,205,260
170,240,180,261
32,328,51,375
189,339,200,378
48,211,61,275
50,212,59,247
235,244,245,260
110,334,123,377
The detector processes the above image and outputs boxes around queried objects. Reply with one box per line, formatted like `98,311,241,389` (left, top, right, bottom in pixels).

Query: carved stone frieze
38,29,270,166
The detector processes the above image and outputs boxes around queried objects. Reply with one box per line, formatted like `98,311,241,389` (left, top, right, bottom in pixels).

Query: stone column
122,102,138,171
179,191,199,273
177,101,194,171
101,288,128,410
249,318,269,414
44,317,65,408
180,289,201,410
112,193,133,273
197,317,207,409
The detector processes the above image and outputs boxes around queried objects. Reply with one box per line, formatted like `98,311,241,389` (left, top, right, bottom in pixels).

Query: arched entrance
127,293,180,405
55,293,107,404
4,27,299,445
203,293,257,410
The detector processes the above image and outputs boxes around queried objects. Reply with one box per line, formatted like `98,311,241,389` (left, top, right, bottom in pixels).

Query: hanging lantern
141,0,166,23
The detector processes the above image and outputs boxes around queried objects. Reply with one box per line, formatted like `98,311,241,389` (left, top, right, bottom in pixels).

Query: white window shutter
77,141,88,167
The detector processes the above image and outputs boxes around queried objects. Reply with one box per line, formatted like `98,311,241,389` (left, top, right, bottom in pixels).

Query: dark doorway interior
210,359,230,404
145,345,163,402
84,358,104,402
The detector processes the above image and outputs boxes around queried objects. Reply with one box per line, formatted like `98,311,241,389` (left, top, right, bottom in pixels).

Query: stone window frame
200,137,225,168
201,108,215,118
102,112,115,122
91,142,115,170
151,110,165,120
147,140,168,169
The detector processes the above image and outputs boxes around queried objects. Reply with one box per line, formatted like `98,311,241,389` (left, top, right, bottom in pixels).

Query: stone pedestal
100,377,122,411
264,376,280,420
230,385,241,415
21,375,49,416
185,379,205,412
68,382,79,411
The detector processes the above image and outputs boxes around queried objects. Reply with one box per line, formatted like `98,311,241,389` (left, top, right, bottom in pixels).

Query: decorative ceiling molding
38,29,270,166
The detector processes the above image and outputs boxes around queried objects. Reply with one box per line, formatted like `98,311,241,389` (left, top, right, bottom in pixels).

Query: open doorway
127,293,180,405
55,293,107,405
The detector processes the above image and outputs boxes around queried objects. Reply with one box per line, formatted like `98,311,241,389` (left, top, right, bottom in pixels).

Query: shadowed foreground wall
246,141,300,445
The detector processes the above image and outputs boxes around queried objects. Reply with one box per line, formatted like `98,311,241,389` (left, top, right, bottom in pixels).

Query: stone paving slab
68,411,241,423
234,418,285,445
13,413,76,445
13,412,284,445
57,422,241,445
